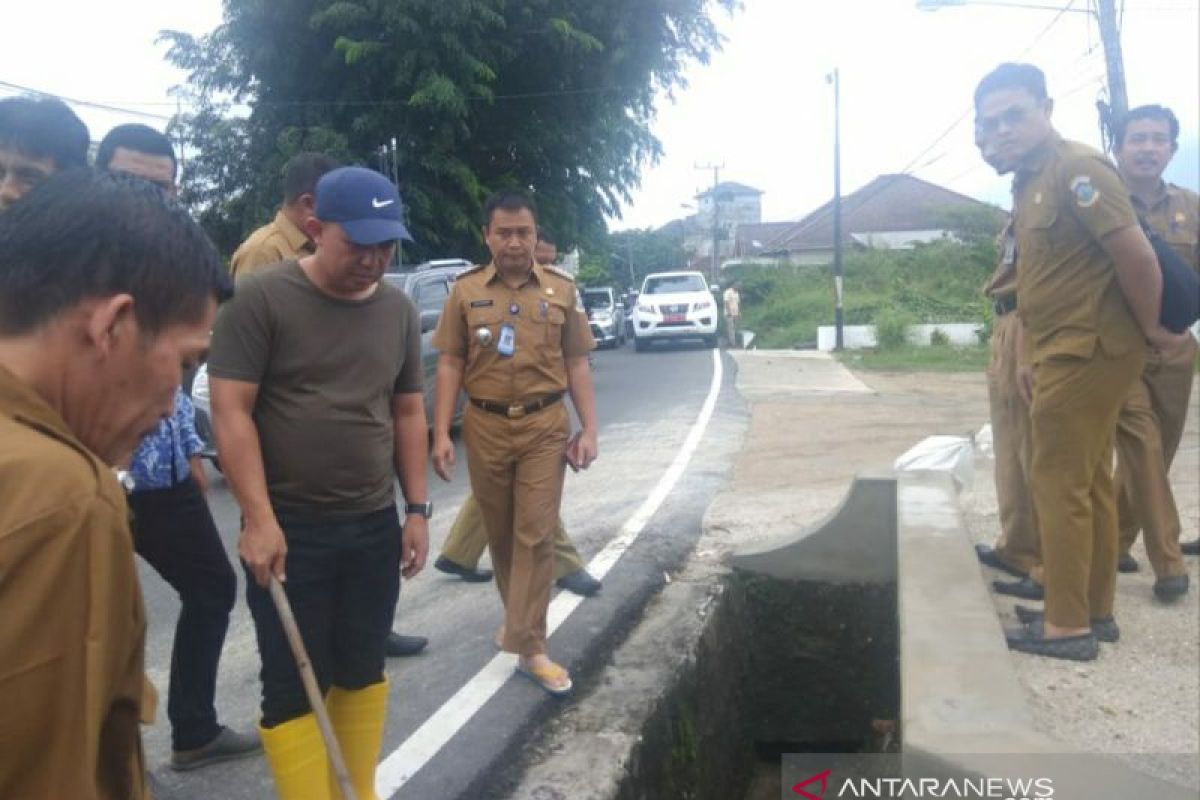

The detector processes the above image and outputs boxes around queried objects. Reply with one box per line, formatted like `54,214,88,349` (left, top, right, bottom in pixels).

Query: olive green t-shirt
207,260,422,515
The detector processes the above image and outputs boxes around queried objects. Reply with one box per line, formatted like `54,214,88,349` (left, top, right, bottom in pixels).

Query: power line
0,79,171,121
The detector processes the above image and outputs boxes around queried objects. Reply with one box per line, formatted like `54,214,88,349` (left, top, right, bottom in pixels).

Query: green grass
836,344,990,372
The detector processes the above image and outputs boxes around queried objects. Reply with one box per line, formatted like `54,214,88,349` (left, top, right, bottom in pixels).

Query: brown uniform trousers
1114,340,1196,578
433,261,594,657
1015,134,1145,629
1113,182,1199,577
986,309,1041,575
440,493,585,579
463,403,570,655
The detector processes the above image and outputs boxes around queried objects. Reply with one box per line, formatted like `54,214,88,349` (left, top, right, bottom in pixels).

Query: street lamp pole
828,68,844,351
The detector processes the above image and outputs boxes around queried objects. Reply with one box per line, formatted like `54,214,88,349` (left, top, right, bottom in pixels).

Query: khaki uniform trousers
986,311,1041,575
440,493,585,579
1115,337,1197,578
1031,346,1142,629
462,402,569,657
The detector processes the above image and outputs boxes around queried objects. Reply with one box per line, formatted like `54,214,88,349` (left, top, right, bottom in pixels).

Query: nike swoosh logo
372,198,395,208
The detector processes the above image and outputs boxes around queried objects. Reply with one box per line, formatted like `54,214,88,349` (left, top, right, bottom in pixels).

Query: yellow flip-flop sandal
516,661,573,697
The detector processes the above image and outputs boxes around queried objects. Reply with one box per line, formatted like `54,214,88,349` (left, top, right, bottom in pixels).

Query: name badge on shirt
498,323,516,357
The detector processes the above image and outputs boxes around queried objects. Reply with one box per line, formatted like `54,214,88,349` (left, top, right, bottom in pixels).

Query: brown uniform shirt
1134,182,1199,270
1013,134,1142,363
207,261,423,515
433,262,594,402
230,210,314,280
0,367,150,799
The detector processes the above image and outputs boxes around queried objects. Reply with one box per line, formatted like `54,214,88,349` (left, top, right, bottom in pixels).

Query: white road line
376,349,724,796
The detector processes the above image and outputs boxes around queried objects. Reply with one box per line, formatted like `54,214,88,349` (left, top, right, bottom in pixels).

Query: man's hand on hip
402,515,429,578
240,517,288,588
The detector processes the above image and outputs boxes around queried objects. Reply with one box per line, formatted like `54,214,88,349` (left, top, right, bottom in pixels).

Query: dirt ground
725,352,1199,788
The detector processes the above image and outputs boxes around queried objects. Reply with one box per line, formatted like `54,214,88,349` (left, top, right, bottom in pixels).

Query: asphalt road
141,337,745,800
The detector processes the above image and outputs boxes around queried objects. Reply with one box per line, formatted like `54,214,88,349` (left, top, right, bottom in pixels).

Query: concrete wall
817,322,984,352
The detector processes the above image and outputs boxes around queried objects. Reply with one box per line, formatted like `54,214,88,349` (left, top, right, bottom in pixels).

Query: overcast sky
3,0,1196,235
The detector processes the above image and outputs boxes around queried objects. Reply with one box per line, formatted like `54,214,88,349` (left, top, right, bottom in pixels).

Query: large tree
162,0,737,261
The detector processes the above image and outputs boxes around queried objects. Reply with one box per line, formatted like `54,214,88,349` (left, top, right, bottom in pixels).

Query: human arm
176,392,209,493
210,377,286,587
431,354,464,482
565,355,598,470
1014,317,1034,406
392,391,430,578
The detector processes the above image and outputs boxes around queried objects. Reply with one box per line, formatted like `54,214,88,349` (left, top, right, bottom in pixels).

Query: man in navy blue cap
208,166,431,798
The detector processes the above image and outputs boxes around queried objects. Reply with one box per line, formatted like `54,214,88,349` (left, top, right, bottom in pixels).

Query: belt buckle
506,404,526,419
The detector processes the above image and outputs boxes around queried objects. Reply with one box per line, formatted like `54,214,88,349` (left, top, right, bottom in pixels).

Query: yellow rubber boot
326,679,389,800
259,713,331,800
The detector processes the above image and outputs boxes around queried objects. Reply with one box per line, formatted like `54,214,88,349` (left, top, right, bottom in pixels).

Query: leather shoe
385,632,429,657
1013,604,1119,643
1117,553,1139,573
1005,625,1098,661
434,556,493,583
993,576,1044,600
556,569,602,597
170,726,262,771
1181,539,1200,556
1153,574,1189,602
974,544,1027,579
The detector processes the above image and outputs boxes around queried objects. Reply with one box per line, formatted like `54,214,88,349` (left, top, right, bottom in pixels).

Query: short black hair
1115,104,1180,149
483,189,538,227
536,225,556,245
0,96,90,170
974,63,1048,110
283,152,339,204
0,169,231,337
96,124,177,180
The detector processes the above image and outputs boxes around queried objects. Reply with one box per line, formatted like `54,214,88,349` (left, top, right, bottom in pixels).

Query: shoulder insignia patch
543,265,576,282
457,264,487,277
1069,175,1100,208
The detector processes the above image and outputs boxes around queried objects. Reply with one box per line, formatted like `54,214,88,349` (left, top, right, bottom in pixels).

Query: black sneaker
434,556,493,583
1118,553,1139,573
556,569,602,597
993,576,1044,601
1013,605,1119,643
1005,625,1098,661
1153,574,1189,602
170,727,262,771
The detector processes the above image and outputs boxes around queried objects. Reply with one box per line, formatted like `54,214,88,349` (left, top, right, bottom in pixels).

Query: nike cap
314,166,413,245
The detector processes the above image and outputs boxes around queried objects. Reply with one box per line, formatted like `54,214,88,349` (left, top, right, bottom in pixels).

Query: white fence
816,322,984,352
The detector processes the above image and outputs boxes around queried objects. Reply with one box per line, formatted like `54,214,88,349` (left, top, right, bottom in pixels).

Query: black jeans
130,480,237,751
245,506,401,727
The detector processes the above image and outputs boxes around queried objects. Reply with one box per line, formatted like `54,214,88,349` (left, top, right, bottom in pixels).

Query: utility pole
626,237,635,289
1094,0,1128,151
827,68,845,350
696,162,723,284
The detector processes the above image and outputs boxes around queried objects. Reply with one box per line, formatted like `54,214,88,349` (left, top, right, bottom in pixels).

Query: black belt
470,392,564,419
993,295,1017,316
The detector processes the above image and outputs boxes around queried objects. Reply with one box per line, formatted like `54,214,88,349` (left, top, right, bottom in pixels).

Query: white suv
632,271,718,351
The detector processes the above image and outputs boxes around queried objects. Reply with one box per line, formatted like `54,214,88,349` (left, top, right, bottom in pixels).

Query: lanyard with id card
498,322,516,357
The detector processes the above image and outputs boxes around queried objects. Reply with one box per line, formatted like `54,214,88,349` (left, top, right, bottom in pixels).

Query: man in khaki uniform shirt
0,170,227,797
229,152,338,279
974,63,1187,661
975,220,1042,580
1110,105,1200,596
435,226,602,597
432,190,597,695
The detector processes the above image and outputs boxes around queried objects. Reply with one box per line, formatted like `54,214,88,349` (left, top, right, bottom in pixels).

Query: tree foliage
605,224,689,290
161,0,737,261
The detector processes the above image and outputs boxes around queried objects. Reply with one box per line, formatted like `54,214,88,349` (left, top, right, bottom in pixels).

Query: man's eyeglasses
975,104,1037,137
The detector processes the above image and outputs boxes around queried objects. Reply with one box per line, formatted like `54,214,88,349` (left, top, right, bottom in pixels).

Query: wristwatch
405,501,434,519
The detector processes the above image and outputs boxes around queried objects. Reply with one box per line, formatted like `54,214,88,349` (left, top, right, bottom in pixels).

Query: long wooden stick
268,576,357,800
